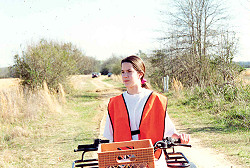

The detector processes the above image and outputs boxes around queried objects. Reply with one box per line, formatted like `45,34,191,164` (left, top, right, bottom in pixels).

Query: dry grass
233,69,250,88
243,68,250,76
0,78,66,166
68,75,88,90
110,74,122,83
0,78,20,90
172,77,183,93
0,80,65,123
241,68,250,85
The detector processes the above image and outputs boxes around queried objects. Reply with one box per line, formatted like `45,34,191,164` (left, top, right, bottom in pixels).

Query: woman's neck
127,85,143,95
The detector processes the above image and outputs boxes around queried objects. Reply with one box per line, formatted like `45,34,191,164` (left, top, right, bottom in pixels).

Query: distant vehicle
92,72,98,78
107,72,112,77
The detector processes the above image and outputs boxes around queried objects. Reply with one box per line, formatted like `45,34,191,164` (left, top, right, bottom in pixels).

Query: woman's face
121,62,142,88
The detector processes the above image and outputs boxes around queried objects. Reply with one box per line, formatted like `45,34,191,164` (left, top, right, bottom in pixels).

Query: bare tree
151,0,240,88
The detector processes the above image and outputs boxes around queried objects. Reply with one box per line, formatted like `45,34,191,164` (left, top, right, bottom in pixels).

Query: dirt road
91,75,237,168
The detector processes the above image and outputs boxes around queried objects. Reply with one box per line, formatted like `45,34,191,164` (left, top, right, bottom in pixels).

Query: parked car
107,72,112,77
92,72,98,78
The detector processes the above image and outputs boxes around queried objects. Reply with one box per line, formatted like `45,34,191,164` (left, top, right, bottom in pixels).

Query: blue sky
0,0,249,68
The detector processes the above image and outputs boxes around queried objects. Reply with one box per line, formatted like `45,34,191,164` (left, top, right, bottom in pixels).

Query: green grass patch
166,90,249,167
181,84,249,129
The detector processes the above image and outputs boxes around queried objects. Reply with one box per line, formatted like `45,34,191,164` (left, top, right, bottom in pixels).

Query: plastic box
98,139,155,168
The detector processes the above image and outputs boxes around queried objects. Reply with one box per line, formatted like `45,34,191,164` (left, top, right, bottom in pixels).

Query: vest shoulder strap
108,94,132,142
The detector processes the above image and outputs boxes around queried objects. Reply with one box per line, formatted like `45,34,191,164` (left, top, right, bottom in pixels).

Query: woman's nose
122,72,128,77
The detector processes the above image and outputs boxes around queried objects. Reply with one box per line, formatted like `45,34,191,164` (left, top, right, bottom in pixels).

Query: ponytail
141,78,150,89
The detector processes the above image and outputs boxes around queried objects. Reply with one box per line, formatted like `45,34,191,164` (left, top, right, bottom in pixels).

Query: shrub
182,84,249,129
12,39,82,90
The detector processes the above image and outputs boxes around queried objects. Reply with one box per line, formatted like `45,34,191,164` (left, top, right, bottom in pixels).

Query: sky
0,0,249,68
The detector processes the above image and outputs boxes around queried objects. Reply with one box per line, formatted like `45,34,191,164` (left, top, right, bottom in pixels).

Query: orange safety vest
108,92,168,159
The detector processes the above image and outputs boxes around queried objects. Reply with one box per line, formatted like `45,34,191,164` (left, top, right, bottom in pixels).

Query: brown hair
121,55,150,89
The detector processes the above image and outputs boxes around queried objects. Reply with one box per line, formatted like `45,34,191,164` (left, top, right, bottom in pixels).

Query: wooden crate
98,139,155,168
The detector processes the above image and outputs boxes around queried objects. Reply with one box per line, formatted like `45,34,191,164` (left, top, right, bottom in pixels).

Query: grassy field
167,97,249,167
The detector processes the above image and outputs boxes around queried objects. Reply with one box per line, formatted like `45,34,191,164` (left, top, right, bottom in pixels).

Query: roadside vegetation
99,55,123,75
163,71,249,166
0,75,105,167
0,81,65,167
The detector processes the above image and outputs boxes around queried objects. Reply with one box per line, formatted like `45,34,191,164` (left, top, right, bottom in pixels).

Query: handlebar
154,137,192,168
154,137,191,152
74,139,109,152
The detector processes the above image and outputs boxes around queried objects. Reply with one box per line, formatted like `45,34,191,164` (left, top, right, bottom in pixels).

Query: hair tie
141,78,147,84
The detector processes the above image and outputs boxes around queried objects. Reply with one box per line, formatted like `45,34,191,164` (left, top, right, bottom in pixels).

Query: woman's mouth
123,80,129,83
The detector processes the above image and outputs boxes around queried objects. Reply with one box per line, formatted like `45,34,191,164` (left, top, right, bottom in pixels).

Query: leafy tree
77,56,101,74
12,39,84,89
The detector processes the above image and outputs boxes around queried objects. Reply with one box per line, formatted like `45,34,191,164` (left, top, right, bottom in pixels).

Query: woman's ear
138,72,144,79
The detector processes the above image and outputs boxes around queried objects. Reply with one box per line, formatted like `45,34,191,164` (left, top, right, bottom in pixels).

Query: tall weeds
172,77,183,93
0,81,66,148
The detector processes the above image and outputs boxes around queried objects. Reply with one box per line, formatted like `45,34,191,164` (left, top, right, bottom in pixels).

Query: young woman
103,55,190,167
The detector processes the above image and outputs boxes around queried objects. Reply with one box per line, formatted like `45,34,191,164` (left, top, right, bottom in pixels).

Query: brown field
240,68,250,85
0,78,20,90
242,68,250,76
242,68,250,77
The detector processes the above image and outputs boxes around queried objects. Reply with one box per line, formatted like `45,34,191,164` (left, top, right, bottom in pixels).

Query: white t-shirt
103,88,177,168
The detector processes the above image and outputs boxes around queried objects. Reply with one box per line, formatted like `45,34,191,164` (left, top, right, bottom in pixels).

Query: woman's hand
179,133,190,144
172,133,190,144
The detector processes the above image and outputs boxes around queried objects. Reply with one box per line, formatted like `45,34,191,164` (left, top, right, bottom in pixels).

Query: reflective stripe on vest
108,92,168,159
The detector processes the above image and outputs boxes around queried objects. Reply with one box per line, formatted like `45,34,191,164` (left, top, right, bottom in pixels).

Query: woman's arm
103,114,113,142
